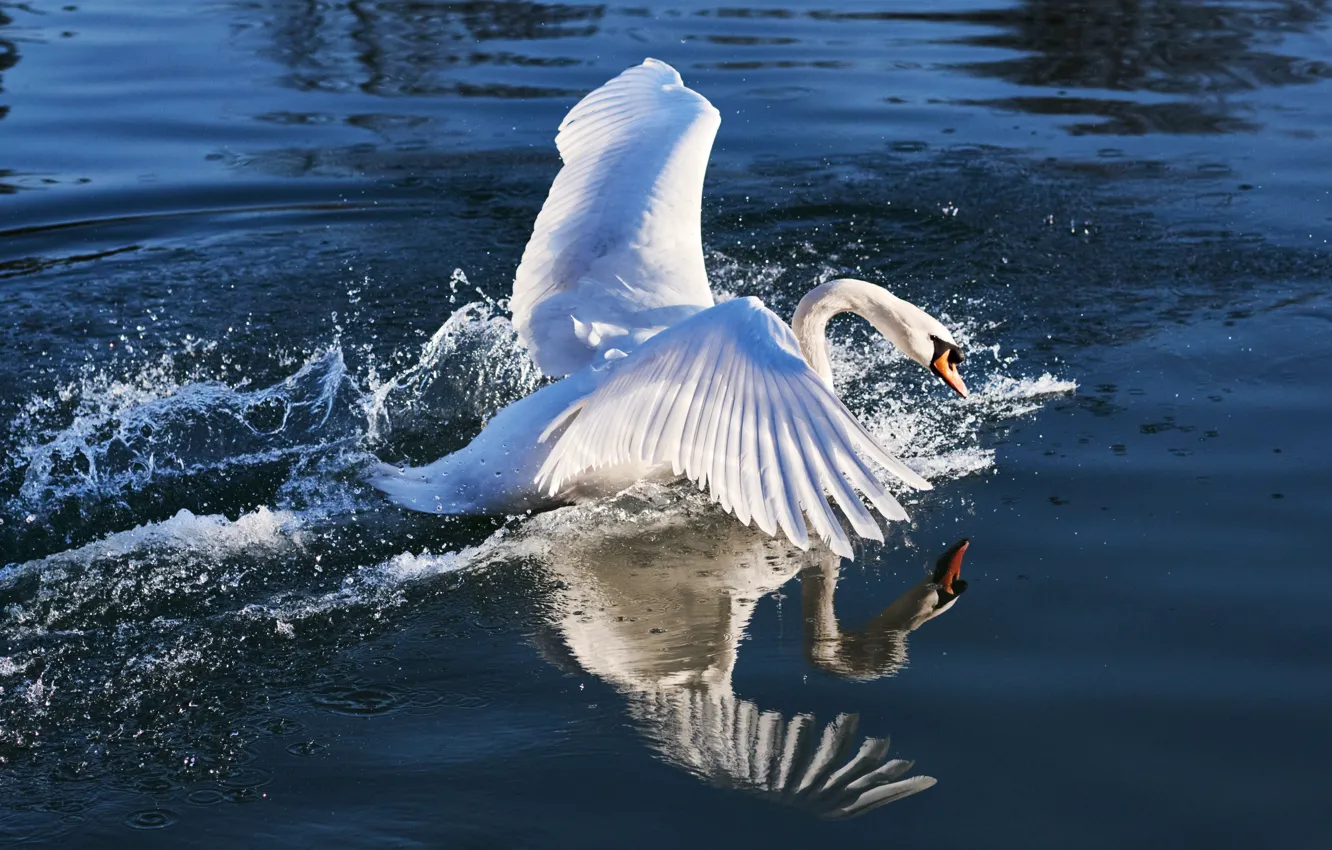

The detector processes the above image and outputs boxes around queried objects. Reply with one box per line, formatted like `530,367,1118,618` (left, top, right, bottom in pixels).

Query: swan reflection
525,494,968,819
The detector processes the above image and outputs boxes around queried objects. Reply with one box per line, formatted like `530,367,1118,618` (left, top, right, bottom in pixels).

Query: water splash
820,296,1075,485
13,348,361,506
362,296,542,444
2,296,537,558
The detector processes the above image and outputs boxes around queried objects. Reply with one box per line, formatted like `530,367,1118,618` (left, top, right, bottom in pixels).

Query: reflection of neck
791,279,914,386
802,557,949,681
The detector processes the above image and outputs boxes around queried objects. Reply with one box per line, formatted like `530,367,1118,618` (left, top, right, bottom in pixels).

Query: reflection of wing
633,689,934,820
536,297,931,558
512,58,719,377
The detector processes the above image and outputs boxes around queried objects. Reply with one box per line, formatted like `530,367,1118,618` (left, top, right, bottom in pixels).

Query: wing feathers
739,356,766,532
760,367,809,550
781,397,851,556
537,298,929,553
721,358,745,516
784,377,884,547
512,59,720,376
788,410,867,554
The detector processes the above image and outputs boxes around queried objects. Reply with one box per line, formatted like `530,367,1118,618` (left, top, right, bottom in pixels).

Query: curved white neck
790,279,919,386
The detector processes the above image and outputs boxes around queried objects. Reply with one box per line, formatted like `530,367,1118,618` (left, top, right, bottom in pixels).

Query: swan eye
929,336,963,366
929,337,968,397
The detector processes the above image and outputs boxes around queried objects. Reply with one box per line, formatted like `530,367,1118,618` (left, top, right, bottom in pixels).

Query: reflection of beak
932,350,969,398
931,538,969,599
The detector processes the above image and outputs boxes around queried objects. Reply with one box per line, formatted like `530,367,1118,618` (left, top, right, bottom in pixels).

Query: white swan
369,58,969,556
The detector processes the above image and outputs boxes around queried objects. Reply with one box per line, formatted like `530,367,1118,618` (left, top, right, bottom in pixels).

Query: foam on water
4,247,1072,540
3,505,301,584
238,539,489,630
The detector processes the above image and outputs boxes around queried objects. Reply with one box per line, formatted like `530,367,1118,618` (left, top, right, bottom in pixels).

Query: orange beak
936,538,968,594
932,350,969,398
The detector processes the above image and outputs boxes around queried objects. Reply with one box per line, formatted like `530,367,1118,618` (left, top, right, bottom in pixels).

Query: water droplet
125,809,177,830
219,766,272,790
286,740,328,757
311,684,405,716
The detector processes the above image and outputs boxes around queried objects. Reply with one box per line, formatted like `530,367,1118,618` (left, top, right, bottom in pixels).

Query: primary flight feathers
536,297,928,559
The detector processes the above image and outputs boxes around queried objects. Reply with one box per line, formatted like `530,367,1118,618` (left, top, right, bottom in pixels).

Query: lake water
2,1,1331,846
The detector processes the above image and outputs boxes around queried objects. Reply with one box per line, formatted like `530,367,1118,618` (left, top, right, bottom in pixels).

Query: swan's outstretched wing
512,58,720,377
536,297,931,558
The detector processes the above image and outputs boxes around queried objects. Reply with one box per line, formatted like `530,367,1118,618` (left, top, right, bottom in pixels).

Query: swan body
370,59,968,556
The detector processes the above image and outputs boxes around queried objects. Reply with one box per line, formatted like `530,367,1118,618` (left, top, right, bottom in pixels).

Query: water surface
1,1,1330,847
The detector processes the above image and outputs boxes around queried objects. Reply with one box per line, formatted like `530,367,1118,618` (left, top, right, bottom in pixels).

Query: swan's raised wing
536,297,932,558
512,58,720,377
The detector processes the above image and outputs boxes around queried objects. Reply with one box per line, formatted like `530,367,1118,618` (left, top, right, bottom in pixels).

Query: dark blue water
2,1,1331,847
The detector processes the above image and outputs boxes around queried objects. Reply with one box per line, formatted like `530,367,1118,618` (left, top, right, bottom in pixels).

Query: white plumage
511,58,718,377
535,297,929,557
370,58,970,556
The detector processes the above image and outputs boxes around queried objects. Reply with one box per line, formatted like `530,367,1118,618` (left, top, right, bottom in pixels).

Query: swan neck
791,279,912,385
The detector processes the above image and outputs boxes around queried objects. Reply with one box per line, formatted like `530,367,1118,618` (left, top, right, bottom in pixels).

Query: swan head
880,296,968,399
925,334,967,398
793,278,969,397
